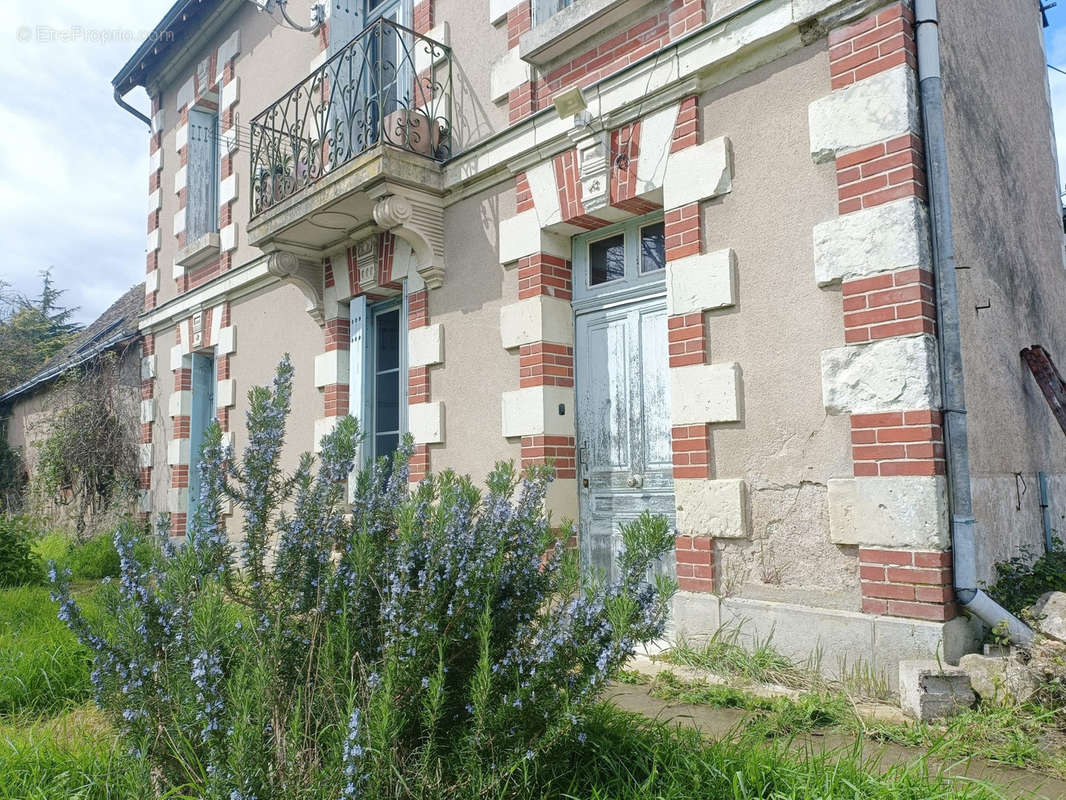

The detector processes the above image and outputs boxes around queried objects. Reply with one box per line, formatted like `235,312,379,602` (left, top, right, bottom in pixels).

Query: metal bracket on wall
1022,345,1066,437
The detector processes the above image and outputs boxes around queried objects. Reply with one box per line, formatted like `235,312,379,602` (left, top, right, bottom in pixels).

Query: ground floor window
350,294,407,465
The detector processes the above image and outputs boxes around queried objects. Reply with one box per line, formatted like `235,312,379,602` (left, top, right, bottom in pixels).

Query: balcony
247,18,452,275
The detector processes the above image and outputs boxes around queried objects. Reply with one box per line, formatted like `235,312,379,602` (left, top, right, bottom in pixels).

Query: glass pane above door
640,221,666,273
588,233,626,287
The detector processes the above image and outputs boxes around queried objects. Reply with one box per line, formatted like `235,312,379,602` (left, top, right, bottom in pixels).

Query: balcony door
365,0,409,148
327,0,410,157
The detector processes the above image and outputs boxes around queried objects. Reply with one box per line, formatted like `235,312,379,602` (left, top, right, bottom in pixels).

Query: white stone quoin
675,478,749,539
500,295,574,349
666,249,737,315
498,210,569,264
408,401,445,444
216,379,236,409
669,362,741,425
813,197,931,286
828,475,950,549
169,390,192,417
167,487,189,514
634,102,680,194
490,47,532,103
501,385,575,438
314,351,350,388
313,417,341,453
216,326,237,355
167,438,191,467
808,65,919,163
663,136,733,209
821,335,941,415
408,323,445,368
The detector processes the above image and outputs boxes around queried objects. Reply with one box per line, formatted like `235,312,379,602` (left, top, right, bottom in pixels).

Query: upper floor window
532,0,575,25
186,108,219,242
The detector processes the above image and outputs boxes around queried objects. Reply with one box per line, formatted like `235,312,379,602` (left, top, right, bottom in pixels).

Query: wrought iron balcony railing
250,18,452,218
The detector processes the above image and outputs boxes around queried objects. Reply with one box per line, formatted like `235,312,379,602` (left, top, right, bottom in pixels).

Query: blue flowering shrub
49,357,676,799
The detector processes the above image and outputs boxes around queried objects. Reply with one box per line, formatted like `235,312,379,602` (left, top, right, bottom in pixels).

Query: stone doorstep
626,653,908,725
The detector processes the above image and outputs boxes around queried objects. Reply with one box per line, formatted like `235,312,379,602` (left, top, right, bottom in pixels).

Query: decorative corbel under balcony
266,251,325,324
371,189,445,290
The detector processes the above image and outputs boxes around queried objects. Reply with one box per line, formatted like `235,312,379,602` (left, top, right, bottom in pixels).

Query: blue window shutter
187,108,218,240
187,353,216,531
329,0,364,54
349,295,368,464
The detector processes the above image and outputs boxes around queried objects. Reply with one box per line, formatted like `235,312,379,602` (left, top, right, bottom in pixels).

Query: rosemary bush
50,357,675,799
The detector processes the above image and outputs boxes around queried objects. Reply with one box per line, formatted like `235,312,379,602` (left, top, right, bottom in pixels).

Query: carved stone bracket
577,131,611,214
355,236,380,294
267,251,325,324
371,188,446,290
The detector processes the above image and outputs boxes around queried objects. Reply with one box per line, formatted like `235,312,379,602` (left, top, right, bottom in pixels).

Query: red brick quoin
860,549,955,620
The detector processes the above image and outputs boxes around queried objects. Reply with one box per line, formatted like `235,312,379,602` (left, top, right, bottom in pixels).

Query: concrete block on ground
898,659,975,721
958,653,1038,705
1031,591,1066,643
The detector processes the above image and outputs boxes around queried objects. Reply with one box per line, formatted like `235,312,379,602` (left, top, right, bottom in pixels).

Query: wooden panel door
576,296,674,582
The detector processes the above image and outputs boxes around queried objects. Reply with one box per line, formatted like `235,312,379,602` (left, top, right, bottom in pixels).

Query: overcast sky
2,3,1066,325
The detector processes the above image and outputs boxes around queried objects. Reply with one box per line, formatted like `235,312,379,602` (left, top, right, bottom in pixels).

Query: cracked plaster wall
695,44,859,610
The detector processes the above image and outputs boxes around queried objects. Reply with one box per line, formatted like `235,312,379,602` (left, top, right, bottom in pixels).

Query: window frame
572,212,667,311
349,291,408,467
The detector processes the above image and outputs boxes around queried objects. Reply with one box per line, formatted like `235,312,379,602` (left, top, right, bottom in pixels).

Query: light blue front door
574,216,674,582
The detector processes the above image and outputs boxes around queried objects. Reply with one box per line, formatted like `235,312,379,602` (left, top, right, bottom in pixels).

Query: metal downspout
914,0,1033,645
1039,472,1054,553
113,87,152,129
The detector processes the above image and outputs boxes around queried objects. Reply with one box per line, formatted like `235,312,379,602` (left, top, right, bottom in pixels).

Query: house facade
114,0,1066,683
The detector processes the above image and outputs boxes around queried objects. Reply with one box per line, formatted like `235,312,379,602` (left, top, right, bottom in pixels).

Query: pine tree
0,270,82,394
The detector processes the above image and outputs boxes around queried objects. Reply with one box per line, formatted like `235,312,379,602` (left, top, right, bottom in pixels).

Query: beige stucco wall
435,0,511,152
429,186,523,481
938,0,1066,580
697,43,859,608
225,282,324,464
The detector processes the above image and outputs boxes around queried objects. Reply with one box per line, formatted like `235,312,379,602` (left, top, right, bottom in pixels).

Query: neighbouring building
1,284,144,493
111,0,1066,685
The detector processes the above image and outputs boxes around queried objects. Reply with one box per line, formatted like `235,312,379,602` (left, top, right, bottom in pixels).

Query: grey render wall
938,0,1066,580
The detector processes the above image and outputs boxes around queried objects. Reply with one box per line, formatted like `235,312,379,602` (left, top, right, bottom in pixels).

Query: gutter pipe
114,87,152,129
914,0,1033,645
1039,472,1054,553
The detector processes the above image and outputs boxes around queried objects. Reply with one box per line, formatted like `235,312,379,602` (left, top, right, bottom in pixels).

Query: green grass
0,705,133,800
646,668,1066,778
0,585,98,714
867,704,1066,777
515,703,1004,799
666,628,891,699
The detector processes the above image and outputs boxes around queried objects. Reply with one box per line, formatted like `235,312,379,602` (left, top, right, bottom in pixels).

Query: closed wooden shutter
349,295,368,464
187,108,219,241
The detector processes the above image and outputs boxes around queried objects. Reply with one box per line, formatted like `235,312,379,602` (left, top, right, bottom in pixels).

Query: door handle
626,474,643,489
